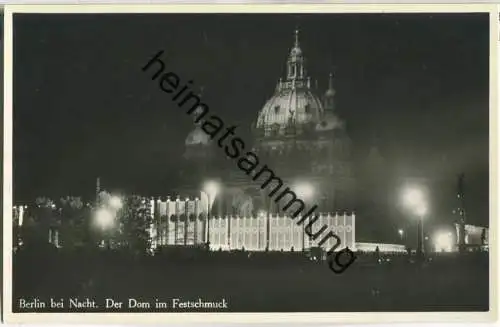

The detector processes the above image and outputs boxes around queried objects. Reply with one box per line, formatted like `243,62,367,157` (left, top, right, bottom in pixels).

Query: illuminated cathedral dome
257,86,324,127
256,29,325,134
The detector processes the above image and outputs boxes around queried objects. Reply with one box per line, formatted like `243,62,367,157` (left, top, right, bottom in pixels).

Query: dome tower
255,29,324,141
251,29,355,213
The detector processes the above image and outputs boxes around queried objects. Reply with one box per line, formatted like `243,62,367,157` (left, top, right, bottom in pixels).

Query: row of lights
21,183,454,253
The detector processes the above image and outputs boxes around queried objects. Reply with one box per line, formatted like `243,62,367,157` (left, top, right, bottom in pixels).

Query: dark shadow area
12,246,489,312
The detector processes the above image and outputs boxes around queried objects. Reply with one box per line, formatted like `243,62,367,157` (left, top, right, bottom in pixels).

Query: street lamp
94,207,116,248
398,229,404,242
109,195,123,210
203,180,219,249
402,186,427,257
293,182,315,252
95,208,114,230
294,183,314,200
403,187,425,210
434,231,453,252
416,203,427,255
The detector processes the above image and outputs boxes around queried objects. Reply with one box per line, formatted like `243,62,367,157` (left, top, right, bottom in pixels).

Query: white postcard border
2,3,498,324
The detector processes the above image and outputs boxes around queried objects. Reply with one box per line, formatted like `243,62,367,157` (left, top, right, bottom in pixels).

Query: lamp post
94,194,123,249
398,229,404,242
415,205,427,256
402,187,427,257
94,207,115,248
203,181,219,250
109,195,123,211
293,182,314,252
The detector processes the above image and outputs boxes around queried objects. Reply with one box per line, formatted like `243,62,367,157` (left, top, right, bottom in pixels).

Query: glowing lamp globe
204,181,219,198
403,188,424,209
415,204,427,217
109,195,123,210
95,208,114,230
294,183,314,199
434,231,453,252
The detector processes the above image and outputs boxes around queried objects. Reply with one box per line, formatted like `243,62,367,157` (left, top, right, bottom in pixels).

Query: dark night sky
13,13,490,233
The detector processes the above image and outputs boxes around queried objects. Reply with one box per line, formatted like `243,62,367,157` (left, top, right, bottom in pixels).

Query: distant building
454,223,489,248
13,196,355,253
355,242,406,254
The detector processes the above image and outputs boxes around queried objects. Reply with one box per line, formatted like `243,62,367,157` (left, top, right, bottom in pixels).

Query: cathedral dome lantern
256,29,325,137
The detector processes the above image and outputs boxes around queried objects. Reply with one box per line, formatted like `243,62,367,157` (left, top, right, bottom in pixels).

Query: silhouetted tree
118,195,153,255
21,197,57,246
59,196,90,248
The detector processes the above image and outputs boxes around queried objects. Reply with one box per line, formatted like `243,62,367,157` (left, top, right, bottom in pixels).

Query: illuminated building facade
177,29,357,251
454,224,489,248
149,196,355,252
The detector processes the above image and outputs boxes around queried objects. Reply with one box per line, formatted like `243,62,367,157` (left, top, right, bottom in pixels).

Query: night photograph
6,9,492,316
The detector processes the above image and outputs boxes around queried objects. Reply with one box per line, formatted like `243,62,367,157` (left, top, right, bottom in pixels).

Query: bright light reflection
109,195,123,210
95,208,114,230
415,204,427,217
403,187,424,209
434,231,453,252
402,186,428,217
294,183,314,199
204,181,219,198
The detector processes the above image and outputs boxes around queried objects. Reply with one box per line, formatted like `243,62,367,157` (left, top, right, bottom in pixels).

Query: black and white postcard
2,4,498,324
